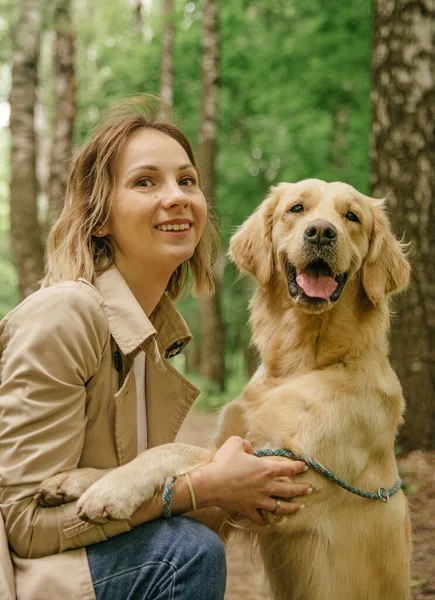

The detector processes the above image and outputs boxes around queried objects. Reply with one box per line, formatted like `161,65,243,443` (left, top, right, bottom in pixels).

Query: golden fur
214,179,411,600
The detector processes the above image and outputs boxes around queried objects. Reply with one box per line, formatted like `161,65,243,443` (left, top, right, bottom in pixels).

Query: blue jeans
86,517,227,599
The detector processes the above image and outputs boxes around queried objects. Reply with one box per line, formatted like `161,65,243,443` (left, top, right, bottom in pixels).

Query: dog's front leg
35,467,112,507
214,398,248,447
76,443,212,524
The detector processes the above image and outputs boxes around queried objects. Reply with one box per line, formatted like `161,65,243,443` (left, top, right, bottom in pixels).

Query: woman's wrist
128,475,194,526
167,464,220,514
128,491,163,527
186,464,220,510
129,463,220,527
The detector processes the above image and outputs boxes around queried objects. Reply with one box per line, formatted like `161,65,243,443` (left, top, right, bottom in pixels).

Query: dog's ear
361,200,410,305
229,186,282,286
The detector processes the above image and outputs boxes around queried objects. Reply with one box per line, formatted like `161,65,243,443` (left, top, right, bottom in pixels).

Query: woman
0,96,311,600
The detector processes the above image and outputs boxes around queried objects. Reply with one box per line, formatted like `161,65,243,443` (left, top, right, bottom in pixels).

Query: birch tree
9,0,45,299
160,0,174,106
198,0,225,390
371,0,435,450
48,0,76,219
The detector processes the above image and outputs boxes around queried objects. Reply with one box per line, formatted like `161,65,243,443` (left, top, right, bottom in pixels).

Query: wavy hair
41,95,218,298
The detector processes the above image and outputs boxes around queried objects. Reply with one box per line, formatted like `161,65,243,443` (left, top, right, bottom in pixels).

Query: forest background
0,0,434,455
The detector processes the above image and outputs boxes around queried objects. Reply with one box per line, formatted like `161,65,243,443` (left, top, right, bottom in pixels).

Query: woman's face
103,127,207,275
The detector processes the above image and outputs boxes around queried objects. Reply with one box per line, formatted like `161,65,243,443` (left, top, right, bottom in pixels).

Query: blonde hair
41,95,218,299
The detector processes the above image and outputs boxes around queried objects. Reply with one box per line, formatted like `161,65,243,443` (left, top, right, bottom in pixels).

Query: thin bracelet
163,475,175,518
184,473,197,511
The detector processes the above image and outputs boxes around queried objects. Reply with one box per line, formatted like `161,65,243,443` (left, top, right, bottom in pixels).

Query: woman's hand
189,436,312,525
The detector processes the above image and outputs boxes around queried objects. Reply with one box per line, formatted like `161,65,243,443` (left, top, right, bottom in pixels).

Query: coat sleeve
0,284,131,559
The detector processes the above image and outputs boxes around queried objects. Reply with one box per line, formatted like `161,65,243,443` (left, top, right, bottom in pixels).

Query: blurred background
1,0,434,443
1,0,433,451
0,0,434,596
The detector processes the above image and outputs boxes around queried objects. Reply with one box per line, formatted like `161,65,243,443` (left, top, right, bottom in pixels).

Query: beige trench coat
0,265,200,600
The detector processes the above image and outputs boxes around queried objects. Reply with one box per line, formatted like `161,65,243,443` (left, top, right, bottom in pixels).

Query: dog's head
230,179,410,313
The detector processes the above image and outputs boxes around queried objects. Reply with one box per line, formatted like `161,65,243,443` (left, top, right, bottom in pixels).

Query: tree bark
160,0,174,107
48,0,76,220
330,107,349,169
9,0,45,300
371,0,435,451
35,44,51,221
198,0,225,390
134,0,143,31
185,341,201,373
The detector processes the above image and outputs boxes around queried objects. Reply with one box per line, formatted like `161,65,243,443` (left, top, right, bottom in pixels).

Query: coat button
165,341,184,359
114,351,123,372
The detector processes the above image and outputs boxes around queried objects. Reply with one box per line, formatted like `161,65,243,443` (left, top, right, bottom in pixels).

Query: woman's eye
345,211,360,223
179,176,196,187
135,178,153,188
289,204,304,213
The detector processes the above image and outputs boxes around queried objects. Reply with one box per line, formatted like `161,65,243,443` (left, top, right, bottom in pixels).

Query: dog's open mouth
286,259,348,304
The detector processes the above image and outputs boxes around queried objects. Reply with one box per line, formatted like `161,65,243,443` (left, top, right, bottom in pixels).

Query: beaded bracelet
163,475,175,518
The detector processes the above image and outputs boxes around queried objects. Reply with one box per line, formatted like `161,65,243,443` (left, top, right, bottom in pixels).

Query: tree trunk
330,107,349,169
198,0,225,390
160,0,174,107
134,0,143,31
35,40,51,222
9,0,45,300
371,0,435,451
48,0,76,220
185,341,201,373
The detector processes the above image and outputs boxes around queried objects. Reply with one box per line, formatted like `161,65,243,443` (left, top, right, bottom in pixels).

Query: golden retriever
37,179,411,600
214,179,411,599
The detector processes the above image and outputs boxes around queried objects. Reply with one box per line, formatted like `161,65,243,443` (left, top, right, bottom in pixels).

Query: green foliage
172,352,249,412
0,246,17,318
0,0,18,64
0,126,17,317
74,0,162,142
190,371,249,413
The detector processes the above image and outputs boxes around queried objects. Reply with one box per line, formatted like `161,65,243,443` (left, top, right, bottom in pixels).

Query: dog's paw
35,468,108,507
76,476,155,525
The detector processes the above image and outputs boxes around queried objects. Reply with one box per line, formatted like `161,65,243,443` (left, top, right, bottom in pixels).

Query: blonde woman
0,96,310,600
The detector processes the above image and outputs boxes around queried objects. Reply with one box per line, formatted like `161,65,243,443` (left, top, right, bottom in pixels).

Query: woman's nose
161,182,190,209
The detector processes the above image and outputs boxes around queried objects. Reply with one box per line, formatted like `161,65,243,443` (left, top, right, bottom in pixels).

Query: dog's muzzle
286,259,348,306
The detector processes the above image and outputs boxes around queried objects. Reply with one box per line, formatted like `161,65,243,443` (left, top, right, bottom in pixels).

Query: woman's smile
155,218,193,234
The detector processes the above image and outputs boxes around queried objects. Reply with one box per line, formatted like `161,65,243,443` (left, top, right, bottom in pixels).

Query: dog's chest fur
241,285,404,483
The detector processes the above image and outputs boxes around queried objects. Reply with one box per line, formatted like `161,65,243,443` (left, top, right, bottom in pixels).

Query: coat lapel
113,368,138,465
145,355,199,448
93,265,200,455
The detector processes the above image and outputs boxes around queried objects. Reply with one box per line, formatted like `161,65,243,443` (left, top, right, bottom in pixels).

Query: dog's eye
289,204,304,213
345,211,359,223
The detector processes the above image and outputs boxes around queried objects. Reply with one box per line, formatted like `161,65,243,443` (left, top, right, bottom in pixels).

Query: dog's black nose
304,221,337,246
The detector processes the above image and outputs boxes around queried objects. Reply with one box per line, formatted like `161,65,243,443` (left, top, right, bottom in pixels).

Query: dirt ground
176,410,435,600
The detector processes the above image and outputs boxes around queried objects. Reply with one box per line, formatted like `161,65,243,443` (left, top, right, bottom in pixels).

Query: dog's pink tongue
296,273,338,299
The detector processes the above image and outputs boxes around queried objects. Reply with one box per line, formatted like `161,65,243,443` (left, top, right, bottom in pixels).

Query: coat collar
93,265,192,359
